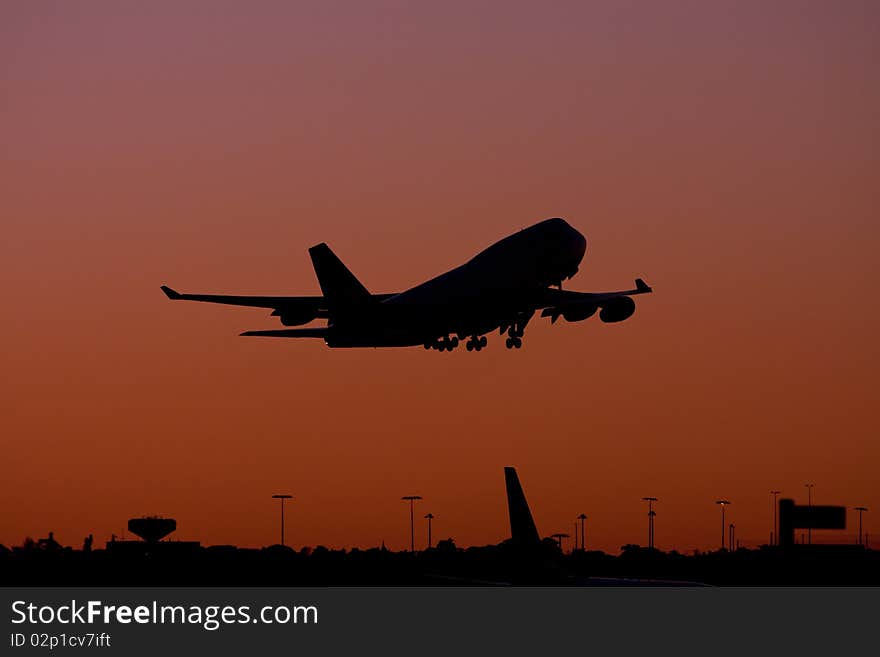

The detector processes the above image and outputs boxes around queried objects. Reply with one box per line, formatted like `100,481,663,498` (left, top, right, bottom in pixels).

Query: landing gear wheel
505,338,514,349
466,342,473,352
479,336,488,348
513,337,522,349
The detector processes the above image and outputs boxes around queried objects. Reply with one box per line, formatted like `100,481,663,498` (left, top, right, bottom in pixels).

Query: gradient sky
2,1,878,554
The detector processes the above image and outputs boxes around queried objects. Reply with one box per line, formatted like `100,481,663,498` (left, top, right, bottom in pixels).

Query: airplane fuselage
325,219,587,347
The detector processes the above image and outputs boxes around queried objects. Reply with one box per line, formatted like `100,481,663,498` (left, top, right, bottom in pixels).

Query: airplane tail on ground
308,243,372,309
504,467,541,546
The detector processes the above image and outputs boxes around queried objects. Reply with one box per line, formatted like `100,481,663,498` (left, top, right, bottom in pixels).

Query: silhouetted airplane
161,218,651,350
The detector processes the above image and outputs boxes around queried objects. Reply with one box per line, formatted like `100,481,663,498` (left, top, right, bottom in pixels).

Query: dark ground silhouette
2,538,877,586
5,471,872,586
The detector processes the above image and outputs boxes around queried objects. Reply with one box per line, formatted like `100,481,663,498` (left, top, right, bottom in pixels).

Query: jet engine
274,310,320,326
561,302,598,323
599,296,636,323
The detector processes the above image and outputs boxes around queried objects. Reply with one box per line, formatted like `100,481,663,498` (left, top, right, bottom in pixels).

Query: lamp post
854,507,868,546
550,533,569,551
729,523,735,551
642,497,658,550
401,496,422,553
770,490,781,546
271,494,292,546
715,500,731,551
577,514,587,552
424,513,434,549
805,484,814,545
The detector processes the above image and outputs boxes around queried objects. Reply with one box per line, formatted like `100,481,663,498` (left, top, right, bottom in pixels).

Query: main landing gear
423,334,490,352
465,335,488,352
424,336,459,351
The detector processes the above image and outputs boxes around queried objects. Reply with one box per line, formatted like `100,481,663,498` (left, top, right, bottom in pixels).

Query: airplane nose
571,227,587,261
546,218,586,271
550,218,587,259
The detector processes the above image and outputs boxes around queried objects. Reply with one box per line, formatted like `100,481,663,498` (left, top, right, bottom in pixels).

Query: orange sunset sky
2,1,878,554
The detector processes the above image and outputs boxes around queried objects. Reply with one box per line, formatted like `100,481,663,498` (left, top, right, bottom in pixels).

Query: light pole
424,513,434,549
271,494,292,546
550,533,569,551
854,507,868,546
729,523,735,551
805,484,814,545
401,496,422,553
716,500,731,551
577,514,587,551
770,490,781,546
642,497,658,550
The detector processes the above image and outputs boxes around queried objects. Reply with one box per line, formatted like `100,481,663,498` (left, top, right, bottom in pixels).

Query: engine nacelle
562,303,598,323
599,296,636,323
278,311,319,326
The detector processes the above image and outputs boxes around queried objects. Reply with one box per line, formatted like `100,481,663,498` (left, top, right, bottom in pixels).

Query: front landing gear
504,321,526,349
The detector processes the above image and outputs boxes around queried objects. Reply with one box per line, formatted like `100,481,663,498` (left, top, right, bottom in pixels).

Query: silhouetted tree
435,538,457,553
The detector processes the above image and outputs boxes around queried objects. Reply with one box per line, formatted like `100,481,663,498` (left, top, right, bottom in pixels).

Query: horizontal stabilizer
161,285,182,300
240,328,328,338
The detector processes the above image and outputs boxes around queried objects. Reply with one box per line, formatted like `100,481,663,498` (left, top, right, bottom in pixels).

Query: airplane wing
161,285,323,309
537,278,652,306
161,285,329,325
161,285,396,326
536,278,652,323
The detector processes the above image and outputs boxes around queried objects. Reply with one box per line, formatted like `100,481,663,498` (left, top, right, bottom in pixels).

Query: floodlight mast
401,496,422,553
550,533,569,551
715,500,731,550
424,513,434,549
805,484,814,545
642,497,658,549
271,494,293,546
770,491,782,546
854,507,868,546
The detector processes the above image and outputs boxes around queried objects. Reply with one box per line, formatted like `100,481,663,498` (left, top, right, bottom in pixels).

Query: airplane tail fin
504,467,541,546
308,243,372,309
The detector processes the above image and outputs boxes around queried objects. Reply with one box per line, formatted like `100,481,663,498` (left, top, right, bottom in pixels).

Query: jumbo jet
161,217,652,351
